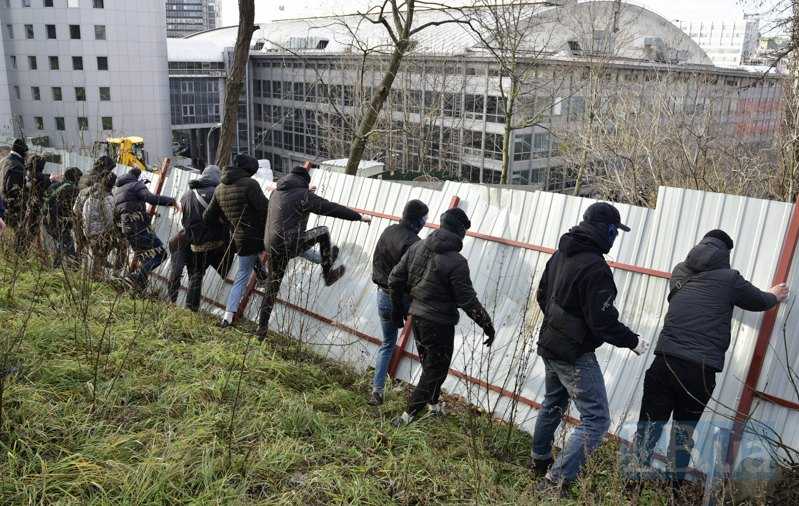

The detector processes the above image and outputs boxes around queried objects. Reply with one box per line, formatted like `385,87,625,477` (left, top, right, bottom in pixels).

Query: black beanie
12,138,28,156
64,167,83,184
704,229,734,250
234,154,259,174
94,155,115,173
402,199,429,222
440,208,471,238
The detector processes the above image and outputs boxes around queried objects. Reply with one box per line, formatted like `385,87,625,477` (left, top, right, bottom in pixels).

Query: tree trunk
215,0,256,168
345,41,407,176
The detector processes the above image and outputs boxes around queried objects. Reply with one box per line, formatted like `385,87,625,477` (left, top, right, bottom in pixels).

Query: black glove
482,324,496,347
391,310,406,329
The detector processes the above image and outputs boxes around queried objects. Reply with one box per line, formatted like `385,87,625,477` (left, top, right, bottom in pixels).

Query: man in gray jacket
633,229,789,486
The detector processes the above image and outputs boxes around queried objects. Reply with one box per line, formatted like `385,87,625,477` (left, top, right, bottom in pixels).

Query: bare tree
215,0,257,168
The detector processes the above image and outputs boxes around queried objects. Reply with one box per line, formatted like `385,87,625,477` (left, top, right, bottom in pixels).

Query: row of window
8,54,109,71
13,85,110,101
15,114,113,131
6,0,104,7
5,23,106,40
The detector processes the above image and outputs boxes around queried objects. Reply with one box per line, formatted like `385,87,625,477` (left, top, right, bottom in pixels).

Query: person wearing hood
0,138,28,234
203,154,269,326
112,167,178,290
177,165,233,311
43,166,83,267
75,155,116,256
368,199,429,406
632,230,789,486
388,207,495,426
21,154,54,250
531,202,646,493
256,162,370,338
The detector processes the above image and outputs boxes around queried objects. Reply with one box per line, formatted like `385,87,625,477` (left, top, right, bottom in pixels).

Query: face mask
608,223,619,245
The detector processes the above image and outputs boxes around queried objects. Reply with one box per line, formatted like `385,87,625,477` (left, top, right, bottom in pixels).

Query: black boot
529,457,554,478
324,265,346,286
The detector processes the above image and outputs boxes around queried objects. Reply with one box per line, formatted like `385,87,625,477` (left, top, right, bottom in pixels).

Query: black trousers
257,226,335,330
168,234,190,303
634,354,717,483
185,245,228,312
407,317,455,417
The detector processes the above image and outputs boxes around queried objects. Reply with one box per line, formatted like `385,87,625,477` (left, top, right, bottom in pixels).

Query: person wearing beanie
0,138,29,236
531,202,644,494
256,160,371,339
112,166,178,291
173,165,233,312
388,207,495,426
203,154,270,327
633,230,789,487
43,166,83,267
368,199,430,406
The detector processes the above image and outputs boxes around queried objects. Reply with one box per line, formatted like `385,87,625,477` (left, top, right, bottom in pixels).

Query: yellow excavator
95,136,151,172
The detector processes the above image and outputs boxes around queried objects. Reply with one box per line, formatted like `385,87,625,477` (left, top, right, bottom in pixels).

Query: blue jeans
226,254,259,314
371,288,408,394
301,247,322,264
531,353,611,482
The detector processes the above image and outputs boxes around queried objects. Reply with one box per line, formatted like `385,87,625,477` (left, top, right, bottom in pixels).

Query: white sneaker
392,411,414,427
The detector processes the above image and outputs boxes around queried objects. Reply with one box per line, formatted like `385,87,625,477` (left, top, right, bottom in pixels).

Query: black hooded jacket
536,222,639,362
372,219,424,289
181,168,228,247
266,167,361,256
0,152,26,226
388,228,493,329
203,166,268,256
656,236,777,371
113,169,176,237
43,167,82,235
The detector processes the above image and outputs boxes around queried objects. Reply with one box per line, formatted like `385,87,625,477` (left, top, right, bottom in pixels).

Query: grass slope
0,258,669,505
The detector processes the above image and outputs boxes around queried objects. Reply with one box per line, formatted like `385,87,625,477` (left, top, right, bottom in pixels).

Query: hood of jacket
115,170,140,188
683,237,731,273
64,167,82,185
558,221,613,256
189,165,221,189
424,228,463,254
220,166,255,185
276,166,311,191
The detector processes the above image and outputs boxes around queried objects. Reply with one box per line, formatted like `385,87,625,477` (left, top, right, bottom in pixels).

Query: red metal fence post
386,195,461,379
727,196,799,467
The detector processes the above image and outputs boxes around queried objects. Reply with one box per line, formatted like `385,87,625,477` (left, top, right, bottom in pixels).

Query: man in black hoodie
203,154,269,327
531,202,646,492
255,163,370,338
113,167,178,290
368,199,429,406
388,208,495,426
178,165,232,311
0,138,28,233
632,230,788,486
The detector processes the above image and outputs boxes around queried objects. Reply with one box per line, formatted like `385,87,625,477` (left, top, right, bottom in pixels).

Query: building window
182,104,195,118
52,86,62,101
97,56,108,70
31,86,40,100
93,0,104,7
465,94,485,119
78,117,89,130
25,24,34,39
72,56,83,70
22,0,30,6
101,116,113,130
485,132,503,160
46,24,56,39
45,0,53,6
75,87,86,101
533,132,551,157
69,25,81,40
49,56,59,70
10,55,16,69
28,55,37,70
99,86,110,101
13,86,20,99
55,117,65,130
94,25,106,40
67,0,79,7
486,96,505,123
513,134,532,161
34,116,44,130
180,81,194,93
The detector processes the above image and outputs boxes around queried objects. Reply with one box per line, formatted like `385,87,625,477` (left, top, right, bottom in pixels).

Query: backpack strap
667,273,698,301
193,189,210,209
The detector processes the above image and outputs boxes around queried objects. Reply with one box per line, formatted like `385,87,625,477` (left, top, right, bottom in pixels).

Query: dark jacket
388,228,493,329
656,236,778,371
24,164,52,229
0,152,26,226
536,222,639,362
203,166,268,256
372,220,424,289
43,168,82,235
181,167,228,247
266,166,361,256
113,169,175,237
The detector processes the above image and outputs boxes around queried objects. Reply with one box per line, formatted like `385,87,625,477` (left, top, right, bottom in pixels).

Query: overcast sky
218,1,760,26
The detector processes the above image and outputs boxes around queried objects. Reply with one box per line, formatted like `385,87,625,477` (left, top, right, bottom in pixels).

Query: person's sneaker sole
330,246,339,265
324,265,346,286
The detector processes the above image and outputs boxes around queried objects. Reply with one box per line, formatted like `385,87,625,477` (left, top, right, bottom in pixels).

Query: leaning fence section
145,168,797,475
